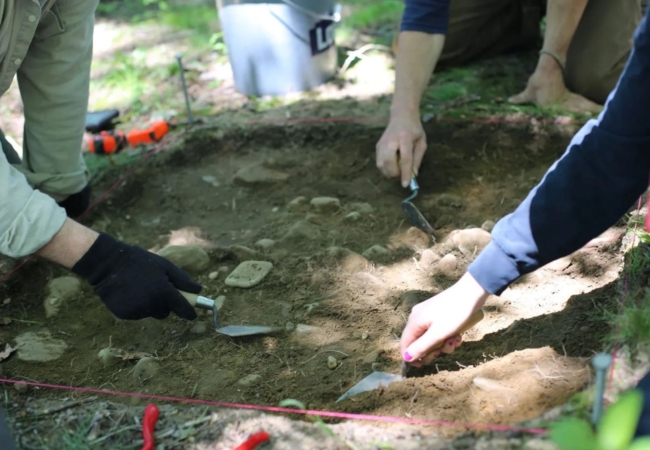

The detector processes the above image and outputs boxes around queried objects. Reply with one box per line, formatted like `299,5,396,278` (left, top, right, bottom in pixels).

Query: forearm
391,32,445,117
539,0,588,68
36,218,99,268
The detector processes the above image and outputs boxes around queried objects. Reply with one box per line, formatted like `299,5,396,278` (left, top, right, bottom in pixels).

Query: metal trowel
396,157,434,234
336,309,484,403
180,291,280,337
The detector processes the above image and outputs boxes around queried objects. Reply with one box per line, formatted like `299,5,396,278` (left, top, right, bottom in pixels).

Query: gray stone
159,245,210,274
234,165,289,185
237,374,262,387
437,254,458,278
255,238,276,250
134,357,160,380
481,220,496,232
362,349,380,364
305,213,322,225
327,356,337,369
208,271,219,280
344,212,362,222
361,332,369,340
362,245,388,259
201,175,220,187
43,276,82,318
295,324,321,334
350,202,374,215
190,321,208,334
225,261,273,288
310,197,340,213
14,382,28,394
15,331,68,362
285,322,295,331
97,348,120,366
287,196,307,211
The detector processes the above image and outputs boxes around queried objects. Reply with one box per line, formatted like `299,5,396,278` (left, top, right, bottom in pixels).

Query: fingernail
447,339,455,347
455,336,462,344
433,351,440,358
404,352,413,361
402,180,409,188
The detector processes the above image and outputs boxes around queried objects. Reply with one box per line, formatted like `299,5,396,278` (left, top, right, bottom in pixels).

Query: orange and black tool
88,120,170,155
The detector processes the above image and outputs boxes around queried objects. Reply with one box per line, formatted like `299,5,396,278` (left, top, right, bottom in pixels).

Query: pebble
295,324,321,334
449,228,491,258
437,194,464,208
420,249,441,267
481,220,496,232
305,213,322,225
362,245,388,259
238,374,262,387
97,348,120,366
219,266,230,273
228,245,259,261
310,196,340,213
362,349,380,364
361,332,369,340
282,221,320,242
134,357,160,380
225,261,273,288
437,254,458,277
43,276,82,318
201,175,220,187
190,321,208,334
285,322,295,331
208,271,219,280
287,196,307,211
327,356,338,369
350,202,374,215
14,382,28,394
255,238,276,250
15,330,67,362
158,245,210,274
344,212,361,222
233,165,289,185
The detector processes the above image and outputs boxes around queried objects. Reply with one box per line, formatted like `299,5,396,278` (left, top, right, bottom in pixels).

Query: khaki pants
437,0,643,104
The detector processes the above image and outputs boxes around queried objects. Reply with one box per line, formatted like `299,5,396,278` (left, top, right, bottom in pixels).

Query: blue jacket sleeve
468,11,650,295
400,0,451,35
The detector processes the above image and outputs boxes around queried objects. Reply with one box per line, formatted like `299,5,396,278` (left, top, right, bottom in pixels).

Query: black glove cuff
71,233,131,286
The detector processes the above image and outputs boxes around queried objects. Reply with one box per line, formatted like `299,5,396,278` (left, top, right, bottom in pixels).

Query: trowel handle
178,290,215,311
432,309,484,351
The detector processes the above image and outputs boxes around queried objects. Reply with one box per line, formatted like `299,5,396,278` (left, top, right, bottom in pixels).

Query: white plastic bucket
216,0,341,96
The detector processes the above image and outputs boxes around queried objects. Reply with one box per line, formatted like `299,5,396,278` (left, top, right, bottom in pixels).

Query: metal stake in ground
592,353,613,425
175,54,194,125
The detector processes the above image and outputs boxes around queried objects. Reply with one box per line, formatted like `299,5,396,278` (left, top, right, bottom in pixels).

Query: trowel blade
335,371,403,403
401,201,434,234
215,325,279,337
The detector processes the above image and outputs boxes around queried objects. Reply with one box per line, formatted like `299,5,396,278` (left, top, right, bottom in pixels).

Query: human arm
509,0,601,112
402,11,650,362
376,0,450,188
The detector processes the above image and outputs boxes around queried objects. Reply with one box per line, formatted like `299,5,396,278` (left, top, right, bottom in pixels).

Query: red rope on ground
0,378,547,435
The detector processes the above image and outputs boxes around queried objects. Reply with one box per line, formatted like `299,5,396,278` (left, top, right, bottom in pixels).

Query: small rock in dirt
285,322,295,331
225,261,273,288
420,249,441,267
481,220,496,232
134,357,160,380
14,382,28,394
159,245,210,274
282,221,320,242
580,326,589,333
362,349,381,364
341,253,369,274
437,254,458,277
208,271,219,280
214,295,226,311
327,356,338,369
305,213,322,225
310,197,340,214
449,228,491,258
255,238,276,250
361,332,369,340
287,196,307,211
97,348,120,366
344,212,362,222
228,245,259,261
238,374,262,387
15,330,67,362
43,276,82,318
201,175,220,187
350,202,374,215
362,245,388,259
399,227,431,250
295,324,321,334
234,165,289,186
219,266,230,273
437,194,465,208
190,321,208,334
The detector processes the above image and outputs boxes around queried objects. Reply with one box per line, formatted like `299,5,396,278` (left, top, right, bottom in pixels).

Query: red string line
0,378,547,435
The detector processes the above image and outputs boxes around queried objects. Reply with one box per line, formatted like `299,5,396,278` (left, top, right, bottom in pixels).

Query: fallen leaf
0,344,17,361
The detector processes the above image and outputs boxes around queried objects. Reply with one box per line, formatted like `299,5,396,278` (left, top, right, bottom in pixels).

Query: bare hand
400,273,489,366
509,69,601,114
376,115,427,188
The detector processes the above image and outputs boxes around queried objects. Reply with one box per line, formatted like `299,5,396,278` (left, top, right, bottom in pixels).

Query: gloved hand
72,233,200,320
58,184,91,218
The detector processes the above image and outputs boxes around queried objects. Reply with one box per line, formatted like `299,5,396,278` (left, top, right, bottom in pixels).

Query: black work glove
72,233,200,320
58,184,91,218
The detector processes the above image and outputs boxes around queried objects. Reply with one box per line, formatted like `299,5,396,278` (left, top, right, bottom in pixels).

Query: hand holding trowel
336,309,484,403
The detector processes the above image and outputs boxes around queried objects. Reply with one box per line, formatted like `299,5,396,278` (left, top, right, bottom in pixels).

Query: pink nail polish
433,351,440,358
447,339,455,347
404,352,413,361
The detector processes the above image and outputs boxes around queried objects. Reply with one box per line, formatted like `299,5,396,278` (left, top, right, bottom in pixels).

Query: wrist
389,102,421,122
456,272,490,308
37,218,100,269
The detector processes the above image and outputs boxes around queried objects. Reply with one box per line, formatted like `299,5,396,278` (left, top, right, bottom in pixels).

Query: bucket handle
278,0,341,22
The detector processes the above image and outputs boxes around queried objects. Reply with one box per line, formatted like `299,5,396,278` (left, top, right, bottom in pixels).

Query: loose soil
0,119,625,448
